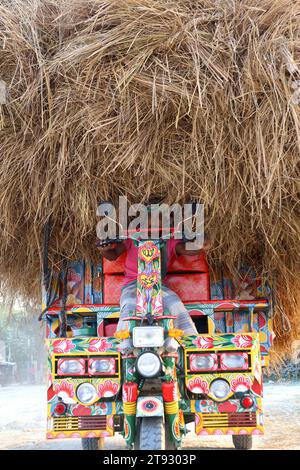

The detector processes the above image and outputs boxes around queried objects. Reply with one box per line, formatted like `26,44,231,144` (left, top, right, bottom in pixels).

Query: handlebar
96,229,204,247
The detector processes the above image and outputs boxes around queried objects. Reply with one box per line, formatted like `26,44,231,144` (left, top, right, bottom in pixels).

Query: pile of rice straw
0,0,299,359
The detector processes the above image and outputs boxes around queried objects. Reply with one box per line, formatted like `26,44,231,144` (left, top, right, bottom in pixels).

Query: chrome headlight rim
136,351,162,378
209,378,231,402
76,382,98,405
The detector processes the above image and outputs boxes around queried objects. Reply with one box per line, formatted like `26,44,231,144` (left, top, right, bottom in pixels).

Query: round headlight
76,383,98,404
209,379,231,400
136,352,161,378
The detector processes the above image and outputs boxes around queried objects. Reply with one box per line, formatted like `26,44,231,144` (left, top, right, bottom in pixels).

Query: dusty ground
0,382,299,450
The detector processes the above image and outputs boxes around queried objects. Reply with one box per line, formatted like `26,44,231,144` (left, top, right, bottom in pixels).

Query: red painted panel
168,251,208,273
103,274,124,303
164,273,210,302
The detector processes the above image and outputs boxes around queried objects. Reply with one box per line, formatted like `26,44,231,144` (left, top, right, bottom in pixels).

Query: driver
97,208,211,351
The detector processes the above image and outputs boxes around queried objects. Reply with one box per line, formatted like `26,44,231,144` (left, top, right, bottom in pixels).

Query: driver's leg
117,280,137,352
162,285,198,335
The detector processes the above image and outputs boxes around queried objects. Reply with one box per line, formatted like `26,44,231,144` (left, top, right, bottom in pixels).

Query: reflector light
241,396,254,409
54,403,66,415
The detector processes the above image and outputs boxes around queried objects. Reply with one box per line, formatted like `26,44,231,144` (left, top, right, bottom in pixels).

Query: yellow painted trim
46,415,115,439
195,412,264,435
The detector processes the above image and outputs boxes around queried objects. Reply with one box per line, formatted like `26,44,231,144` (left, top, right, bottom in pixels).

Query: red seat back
164,273,210,302
102,247,210,304
168,251,208,273
103,274,124,304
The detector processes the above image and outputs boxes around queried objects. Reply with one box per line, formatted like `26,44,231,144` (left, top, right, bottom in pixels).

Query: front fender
136,396,164,417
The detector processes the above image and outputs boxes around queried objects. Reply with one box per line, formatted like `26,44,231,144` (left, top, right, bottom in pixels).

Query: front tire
81,437,104,450
232,435,253,450
166,424,177,450
139,417,165,450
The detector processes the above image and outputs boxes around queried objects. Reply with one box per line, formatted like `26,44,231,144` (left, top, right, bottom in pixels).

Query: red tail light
54,402,67,415
241,396,254,409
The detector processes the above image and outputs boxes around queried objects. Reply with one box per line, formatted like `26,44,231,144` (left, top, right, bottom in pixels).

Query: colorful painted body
43,238,273,448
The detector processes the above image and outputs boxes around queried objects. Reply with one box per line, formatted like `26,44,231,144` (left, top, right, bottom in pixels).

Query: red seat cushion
168,251,208,273
164,273,210,302
103,252,126,274
103,274,124,303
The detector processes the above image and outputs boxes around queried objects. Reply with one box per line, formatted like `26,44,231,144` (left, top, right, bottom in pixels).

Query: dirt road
0,382,299,450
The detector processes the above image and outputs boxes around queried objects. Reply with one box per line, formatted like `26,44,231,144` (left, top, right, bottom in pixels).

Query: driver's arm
97,240,127,261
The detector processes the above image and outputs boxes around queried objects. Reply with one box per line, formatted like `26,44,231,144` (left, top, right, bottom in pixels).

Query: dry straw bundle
0,0,299,358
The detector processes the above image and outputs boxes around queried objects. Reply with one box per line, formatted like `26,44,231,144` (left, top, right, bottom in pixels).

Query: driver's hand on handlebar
96,242,117,253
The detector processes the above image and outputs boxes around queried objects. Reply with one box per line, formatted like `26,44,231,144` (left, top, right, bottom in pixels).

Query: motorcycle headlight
88,358,116,375
57,358,85,376
209,379,231,400
136,352,161,378
189,353,217,371
133,326,164,348
220,353,248,370
76,383,98,404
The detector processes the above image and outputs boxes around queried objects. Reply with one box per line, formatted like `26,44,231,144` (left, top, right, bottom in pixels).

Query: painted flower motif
88,338,112,352
138,242,159,263
52,339,76,354
218,401,238,413
232,335,253,348
135,291,147,314
188,377,209,394
98,380,119,398
138,272,159,289
152,293,163,315
192,336,214,349
231,375,251,393
72,404,92,416
53,379,75,398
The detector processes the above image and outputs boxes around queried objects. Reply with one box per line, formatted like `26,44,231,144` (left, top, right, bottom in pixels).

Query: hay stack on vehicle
0,0,299,359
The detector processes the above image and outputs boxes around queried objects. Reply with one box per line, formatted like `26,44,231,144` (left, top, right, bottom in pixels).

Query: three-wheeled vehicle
42,218,274,450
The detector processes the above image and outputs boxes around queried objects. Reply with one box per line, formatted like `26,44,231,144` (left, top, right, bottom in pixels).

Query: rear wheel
81,438,104,450
139,417,165,450
232,435,253,450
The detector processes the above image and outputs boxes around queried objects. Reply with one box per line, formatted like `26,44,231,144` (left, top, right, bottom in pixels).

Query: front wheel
81,437,104,450
139,417,165,450
232,435,253,450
